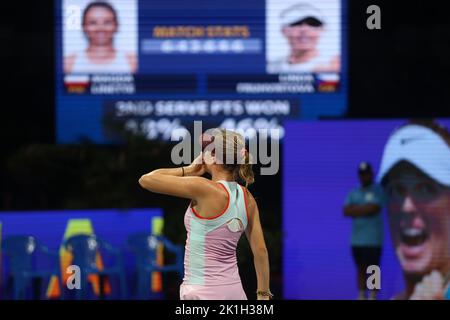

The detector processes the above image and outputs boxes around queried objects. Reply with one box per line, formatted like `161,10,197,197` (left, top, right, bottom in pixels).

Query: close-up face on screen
283,120,450,300
1,0,449,316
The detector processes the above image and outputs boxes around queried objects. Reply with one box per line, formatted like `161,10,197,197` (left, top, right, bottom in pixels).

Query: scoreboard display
55,0,347,143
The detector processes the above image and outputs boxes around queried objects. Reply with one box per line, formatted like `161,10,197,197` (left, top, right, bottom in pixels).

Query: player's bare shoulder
243,186,257,216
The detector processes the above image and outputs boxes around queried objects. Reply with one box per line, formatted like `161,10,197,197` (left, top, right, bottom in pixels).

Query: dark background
0,0,449,299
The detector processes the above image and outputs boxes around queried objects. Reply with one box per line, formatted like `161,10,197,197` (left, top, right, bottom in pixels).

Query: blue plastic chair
64,234,127,300
127,233,183,299
2,235,62,300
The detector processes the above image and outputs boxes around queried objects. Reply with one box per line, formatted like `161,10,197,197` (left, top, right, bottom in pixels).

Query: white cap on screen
377,124,450,186
280,3,325,27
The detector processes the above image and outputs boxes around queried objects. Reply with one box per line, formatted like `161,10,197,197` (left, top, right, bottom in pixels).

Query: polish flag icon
64,75,90,94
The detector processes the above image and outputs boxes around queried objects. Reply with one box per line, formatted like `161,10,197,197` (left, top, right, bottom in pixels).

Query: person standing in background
343,162,385,300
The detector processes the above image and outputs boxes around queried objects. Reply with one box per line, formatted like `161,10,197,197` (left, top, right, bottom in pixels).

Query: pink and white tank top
183,180,249,286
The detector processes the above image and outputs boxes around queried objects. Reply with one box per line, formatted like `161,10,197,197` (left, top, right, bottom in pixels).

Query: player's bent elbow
138,176,146,188
138,175,153,190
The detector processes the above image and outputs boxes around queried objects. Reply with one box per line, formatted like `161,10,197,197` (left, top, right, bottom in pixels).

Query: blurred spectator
344,161,385,300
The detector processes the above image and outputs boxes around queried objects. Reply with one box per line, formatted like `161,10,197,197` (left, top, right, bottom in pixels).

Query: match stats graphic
55,0,347,143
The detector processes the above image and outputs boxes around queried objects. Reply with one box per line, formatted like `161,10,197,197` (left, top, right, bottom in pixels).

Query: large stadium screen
283,119,450,299
55,0,347,143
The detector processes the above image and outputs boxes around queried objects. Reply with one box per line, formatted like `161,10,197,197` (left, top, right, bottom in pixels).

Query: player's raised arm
139,154,210,200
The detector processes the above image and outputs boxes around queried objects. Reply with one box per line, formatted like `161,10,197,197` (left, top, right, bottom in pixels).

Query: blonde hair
210,129,255,187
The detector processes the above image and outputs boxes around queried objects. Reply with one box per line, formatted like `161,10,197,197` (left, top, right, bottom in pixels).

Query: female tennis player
139,129,271,300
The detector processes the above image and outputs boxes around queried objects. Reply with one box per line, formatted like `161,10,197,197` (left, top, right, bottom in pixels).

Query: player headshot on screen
378,121,450,300
64,1,137,74
268,2,340,74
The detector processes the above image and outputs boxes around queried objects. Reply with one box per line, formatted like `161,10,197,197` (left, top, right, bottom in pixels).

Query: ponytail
238,151,254,187
210,128,255,187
